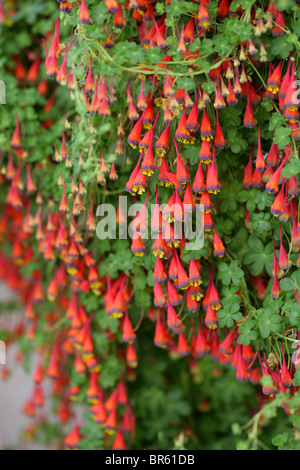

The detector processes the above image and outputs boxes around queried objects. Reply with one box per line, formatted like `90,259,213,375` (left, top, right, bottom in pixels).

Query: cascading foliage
1,0,300,451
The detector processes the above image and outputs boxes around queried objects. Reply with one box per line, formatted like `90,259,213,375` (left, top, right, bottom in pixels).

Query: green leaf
243,238,273,276
218,261,244,286
176,77,196,92
280,277,295,292
237,319,257,346
232,423,242,436
258,309,283,338
271,37,294,59
272,433,289,449
273,126,292,149
183,145,200,166
166,0,198,16
217,304,242,328
281,158,300,178
293,368,300,387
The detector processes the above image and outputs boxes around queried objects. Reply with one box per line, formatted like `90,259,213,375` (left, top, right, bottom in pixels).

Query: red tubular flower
186,99,199,132
27,56,40,83
272,10,285,37
242,344,255,363
177,24,186,55
203,268,221,311
167,303,182,330
188,259,201,287
206,148,221,194
200,109,214,141
163,102,173,123
163,70,174,97
199,140,212,164
288,175,299,197
217,0,230,21
137,79,147,110
267,61,282,95
233,67,242,94
152,17,167,50
226,80,238,105
56,47,68,85
242,146,253,189
105,406,117,434
74,353,86,377
154,281,166,307
33,359,43,385
172,137,189,185
236,345,249,382
109,161,118,181
271,258,281,300
37,79,48,96
141,140,154,177
266,141,279,167
177,333,191,356
48,19,60,60
105,0,118,13
142,98,155,129
213,228,226,257
58,182,69,214
197,0,211,29
175,108,193,144
204,305,218,330
271,182,285,217
122,309,136,343
289,121,300,142
153,255,167,283
85,57,94,94
113,430,127,450
279,226,292,270
91,395,107,425
151,192,163,234
131,231,145,256
167,279,183,306
25,164,36,194
279,60,291,99
79,0,91,24
155,123,170,156
64,425,81,450
192,162,206,194
214,110,226,149
255,128,266,173
174,249,189,289
213,81,226,109
203,211,214,231
219,75,229,97
13,56,27,81
280,343,293,388
266,154,288,195
219,327,236,355
194,319,210,358
184,17,195,44
154,310,168,348
183,182,196,212
283,62,297,110
156,163,182,191
186,288,200,313
11,115,21,149
200,191,213,213
152,231,167,258
243,85,257,128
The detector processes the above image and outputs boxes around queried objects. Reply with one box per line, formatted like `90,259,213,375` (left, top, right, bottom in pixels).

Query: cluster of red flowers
1,0,300,450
